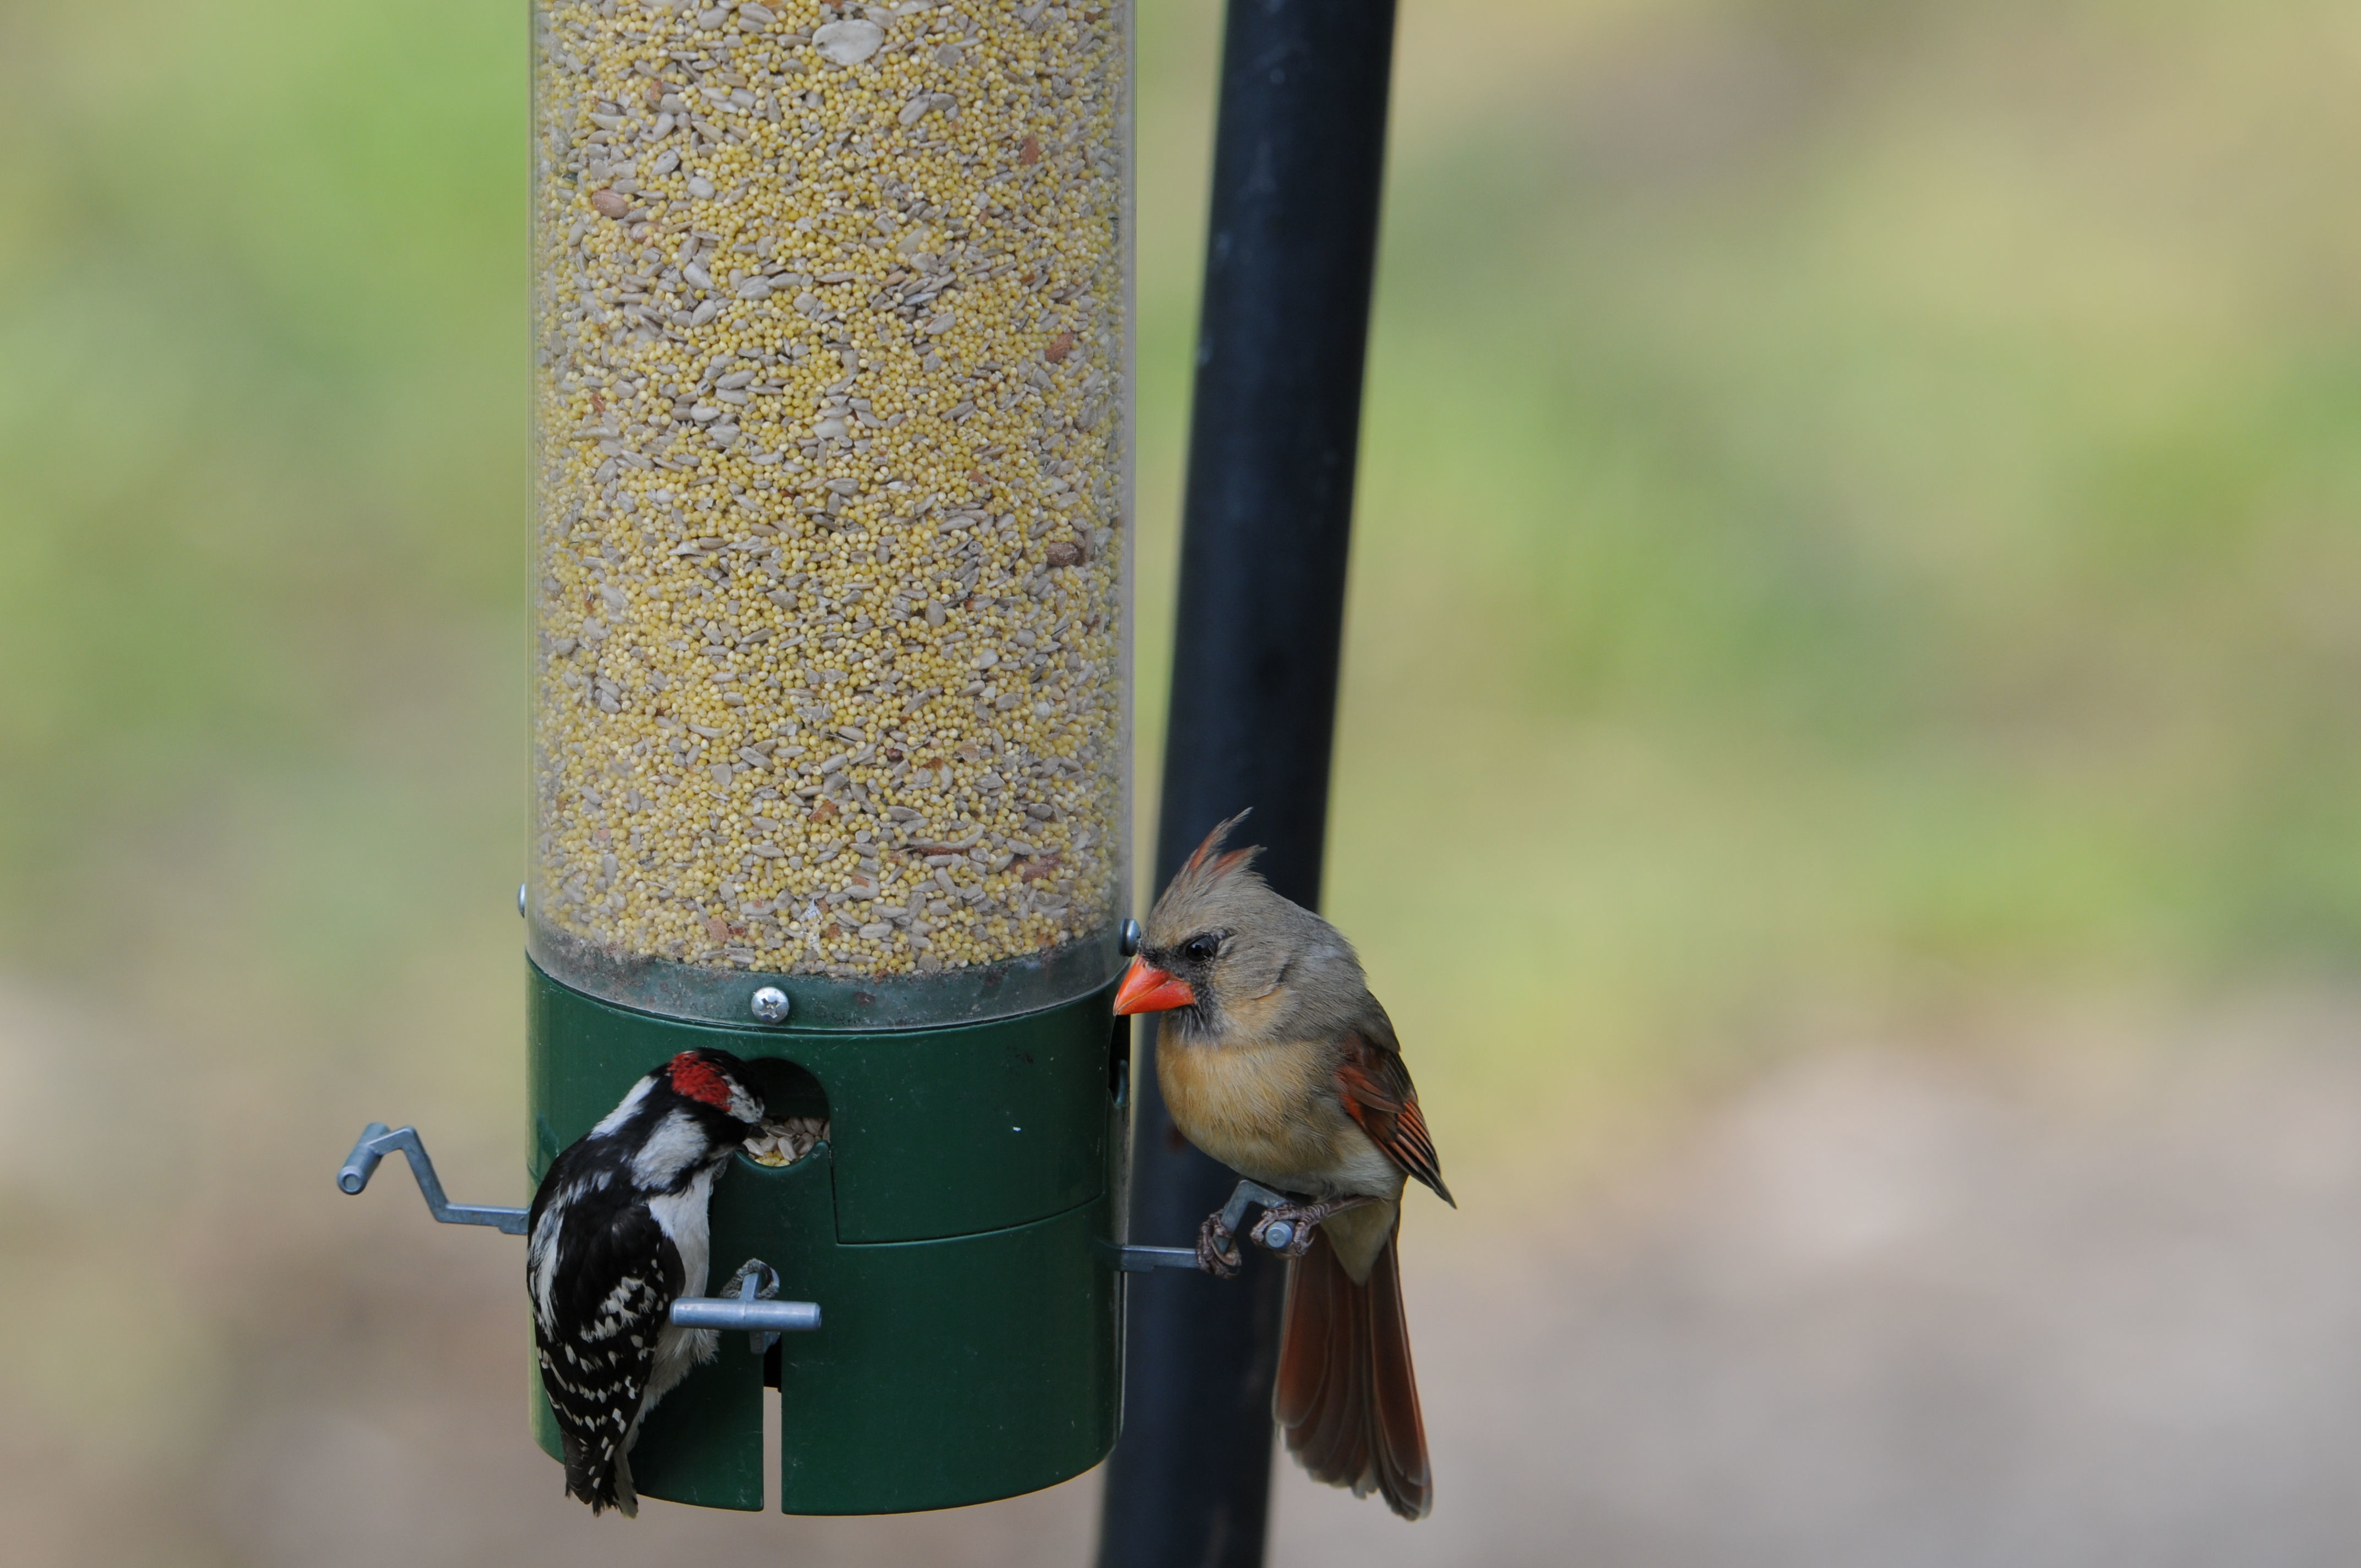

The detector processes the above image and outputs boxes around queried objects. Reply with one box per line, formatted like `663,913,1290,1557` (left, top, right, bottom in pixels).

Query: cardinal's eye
1182,933,1220,963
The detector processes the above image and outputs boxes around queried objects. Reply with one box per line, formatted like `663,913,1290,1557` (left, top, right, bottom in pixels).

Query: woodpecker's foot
1196,1212,1243,1278
1249,1197,1372,1259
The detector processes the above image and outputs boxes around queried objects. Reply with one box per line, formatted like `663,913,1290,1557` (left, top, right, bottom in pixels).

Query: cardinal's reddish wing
1334,1035,1452,1205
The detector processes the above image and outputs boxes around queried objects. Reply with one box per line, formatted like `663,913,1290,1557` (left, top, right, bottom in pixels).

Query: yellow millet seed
530,0,1128,980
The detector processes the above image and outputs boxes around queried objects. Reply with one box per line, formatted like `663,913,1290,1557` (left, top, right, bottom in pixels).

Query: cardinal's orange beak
1112,955,1196,1015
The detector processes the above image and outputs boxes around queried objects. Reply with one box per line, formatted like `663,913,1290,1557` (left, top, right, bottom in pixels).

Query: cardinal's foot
1249,1197,1372,1259
1196,1213,1243,1278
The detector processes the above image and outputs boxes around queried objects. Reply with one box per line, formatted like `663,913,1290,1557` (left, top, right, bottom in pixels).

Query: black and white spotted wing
528,1143,686,1516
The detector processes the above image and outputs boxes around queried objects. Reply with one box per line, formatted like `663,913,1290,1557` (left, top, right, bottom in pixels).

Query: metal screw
517,883,527,918
1261,1220,1296,1251
1120,918,1142,957
750,986,791,1025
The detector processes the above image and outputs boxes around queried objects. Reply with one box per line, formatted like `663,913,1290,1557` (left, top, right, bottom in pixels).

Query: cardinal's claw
1196,1213,1242,1278
1250,1205,1321,1259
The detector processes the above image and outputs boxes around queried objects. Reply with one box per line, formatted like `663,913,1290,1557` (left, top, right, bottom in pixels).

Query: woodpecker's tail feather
561,1434,638,1517
613,1447,639,1518
1275,1223,1432,1520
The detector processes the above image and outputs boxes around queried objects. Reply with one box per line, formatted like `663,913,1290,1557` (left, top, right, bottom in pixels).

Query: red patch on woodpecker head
667,1052,735,1109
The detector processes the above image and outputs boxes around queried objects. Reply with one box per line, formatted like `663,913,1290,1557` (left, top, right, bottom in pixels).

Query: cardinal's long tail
1275,1223,1432,1520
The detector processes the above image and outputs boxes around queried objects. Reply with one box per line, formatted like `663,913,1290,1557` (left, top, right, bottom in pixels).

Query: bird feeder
352,0,1140,1517
523,0,1138,1512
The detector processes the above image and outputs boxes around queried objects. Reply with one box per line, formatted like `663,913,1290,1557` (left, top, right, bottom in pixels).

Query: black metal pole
1095,3,1398,1565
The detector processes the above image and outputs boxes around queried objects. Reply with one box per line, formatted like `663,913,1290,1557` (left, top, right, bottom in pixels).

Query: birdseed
744,1115,830,1166
530,0,1128,981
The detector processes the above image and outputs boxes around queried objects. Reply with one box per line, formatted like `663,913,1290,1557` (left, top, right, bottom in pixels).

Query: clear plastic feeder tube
528,0,1131,1028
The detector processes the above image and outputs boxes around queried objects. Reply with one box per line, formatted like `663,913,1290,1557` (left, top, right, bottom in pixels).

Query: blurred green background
2,0,2358,1561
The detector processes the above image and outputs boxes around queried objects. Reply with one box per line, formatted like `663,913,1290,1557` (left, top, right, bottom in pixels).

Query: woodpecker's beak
1113,956,1196,1015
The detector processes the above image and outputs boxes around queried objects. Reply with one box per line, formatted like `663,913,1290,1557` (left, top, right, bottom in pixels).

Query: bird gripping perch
335,1121,821,1341
1097,1179,1340,1275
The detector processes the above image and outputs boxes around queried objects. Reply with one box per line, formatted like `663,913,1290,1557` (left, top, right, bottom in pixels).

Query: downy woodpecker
527,1047,766,1515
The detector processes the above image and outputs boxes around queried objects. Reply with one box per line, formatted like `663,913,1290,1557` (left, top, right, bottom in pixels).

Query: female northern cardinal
1114,815,1452,1521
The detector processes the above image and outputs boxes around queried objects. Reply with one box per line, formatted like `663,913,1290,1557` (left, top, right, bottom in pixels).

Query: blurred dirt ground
8,984,2361,1567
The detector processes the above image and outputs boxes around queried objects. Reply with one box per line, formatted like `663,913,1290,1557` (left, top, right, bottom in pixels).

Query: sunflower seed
814,18,884,63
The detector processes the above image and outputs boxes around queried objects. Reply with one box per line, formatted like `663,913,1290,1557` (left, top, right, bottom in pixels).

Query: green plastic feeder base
526,959,1128,1514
